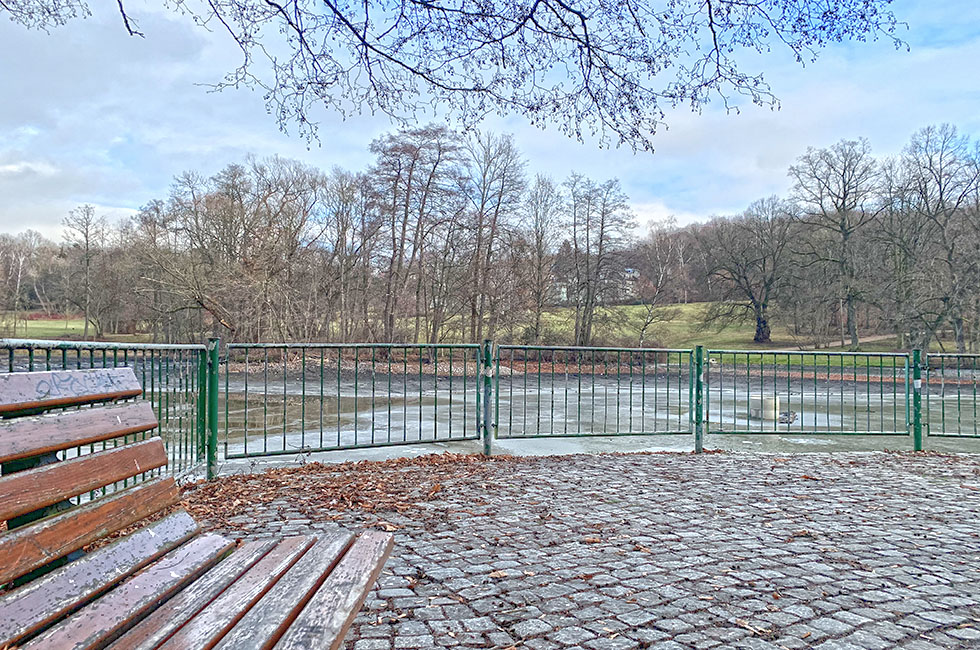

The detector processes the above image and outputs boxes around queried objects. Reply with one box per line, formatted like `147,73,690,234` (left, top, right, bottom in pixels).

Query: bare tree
696,197,794,344
322,169,381,342
0,233,38,335
63,205,106,339
371,125,464,342
134,157,330,341
902,124,980,352
632,219,678,347
463,132,526,342
867,157,938,349
523,175,562,342
564,175,634,346
789,138,883,350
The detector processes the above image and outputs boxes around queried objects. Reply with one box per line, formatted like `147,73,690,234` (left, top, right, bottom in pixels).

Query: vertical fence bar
912,349,923,452
207,338,220,479
694,346,704,454
700,351,707,434
496,347,502,440
197,347,208,461
482,340,494,456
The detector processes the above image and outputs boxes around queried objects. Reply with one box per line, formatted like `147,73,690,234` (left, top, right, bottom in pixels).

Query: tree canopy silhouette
6,0,903,149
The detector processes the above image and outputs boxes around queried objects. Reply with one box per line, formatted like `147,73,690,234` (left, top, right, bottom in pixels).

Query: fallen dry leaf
178,452,524,532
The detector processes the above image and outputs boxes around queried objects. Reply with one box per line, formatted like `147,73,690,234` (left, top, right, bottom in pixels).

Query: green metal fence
0,339,209,478
7,337,980,475
494,345,694,438
704,350,911,436
220,343,483,459
924,354,980,439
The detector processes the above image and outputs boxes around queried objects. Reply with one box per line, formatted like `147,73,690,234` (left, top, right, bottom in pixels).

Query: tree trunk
846,293,859,350
954,314,966,354
753,309,771,343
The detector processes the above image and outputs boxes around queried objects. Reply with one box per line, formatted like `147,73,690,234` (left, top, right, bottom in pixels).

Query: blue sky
1,0,979,239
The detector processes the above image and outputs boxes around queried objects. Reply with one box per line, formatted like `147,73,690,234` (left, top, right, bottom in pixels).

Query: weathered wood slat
0,368,142,415
23,534,236,650
106,539,279,650
0,511,199,648
0,402,158,464
156,536,315,650
214,532,354,650
0,438,168,522
274,531,394,650
0,478,179,586
0,365,392,650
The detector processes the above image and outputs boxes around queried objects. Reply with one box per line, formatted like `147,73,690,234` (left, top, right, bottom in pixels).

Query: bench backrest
0,368,177,587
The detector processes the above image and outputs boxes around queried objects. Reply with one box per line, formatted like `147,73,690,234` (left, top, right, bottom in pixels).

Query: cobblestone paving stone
206,452,980,649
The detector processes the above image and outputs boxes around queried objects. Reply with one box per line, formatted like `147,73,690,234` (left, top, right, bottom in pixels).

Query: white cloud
631,201,705,232
0,161,59,176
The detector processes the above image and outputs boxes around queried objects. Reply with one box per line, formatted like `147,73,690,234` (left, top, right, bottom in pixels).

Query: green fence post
197,347,208,462
912,348,923,452
694,345,704,454
207,338,220,479
482,339,494,457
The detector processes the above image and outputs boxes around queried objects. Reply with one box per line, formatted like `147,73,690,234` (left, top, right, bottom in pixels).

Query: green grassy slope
0,316,147,343
2,306,927,352
536,302,798,349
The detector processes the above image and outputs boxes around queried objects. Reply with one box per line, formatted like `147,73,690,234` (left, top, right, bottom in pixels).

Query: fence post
196,347,208,462
694,345,704,454
482,339,494,457
207,338,220,479
912,348,923,452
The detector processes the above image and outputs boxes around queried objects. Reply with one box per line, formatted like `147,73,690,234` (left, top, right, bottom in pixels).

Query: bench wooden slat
0,438,168,522
0,510,199,648
22,534,236,650
214,532,355,650
274,531,394,650
0,402,158,464
0,477,179,586
106,539,279,650
0,366,393,650
156,536,316,650
0,368,142,415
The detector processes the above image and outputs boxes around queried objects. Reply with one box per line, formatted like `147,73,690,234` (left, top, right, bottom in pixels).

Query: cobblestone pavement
207,452,980,649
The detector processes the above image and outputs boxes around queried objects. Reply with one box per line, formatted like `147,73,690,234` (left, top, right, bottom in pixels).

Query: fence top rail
926,353,980,359
706,349,910,358
0,338,207,352
226,342,481,350
496,345,693,354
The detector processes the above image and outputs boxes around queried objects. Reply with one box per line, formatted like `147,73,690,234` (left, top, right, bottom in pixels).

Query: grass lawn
536,304,964,354
0,316,148,343
4,306,954,354
537,302,799,350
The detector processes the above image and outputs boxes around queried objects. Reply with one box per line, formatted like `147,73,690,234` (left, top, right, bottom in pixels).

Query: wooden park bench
0,367,393,649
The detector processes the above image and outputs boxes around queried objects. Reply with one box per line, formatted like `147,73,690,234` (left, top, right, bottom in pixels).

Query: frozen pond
217,371,980,460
